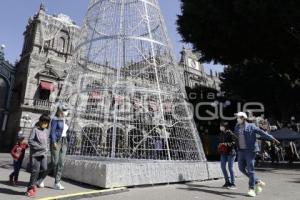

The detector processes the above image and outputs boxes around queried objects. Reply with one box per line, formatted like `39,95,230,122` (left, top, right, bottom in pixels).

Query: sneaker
53,182,65,190
32,186,37,193
14,177,20,186
222,182,231,188
37,180,45,188
26,189,36,198
255,185,263,194
13,176,19,185
228,183,237,190
247,189,257,197
9,175,15,186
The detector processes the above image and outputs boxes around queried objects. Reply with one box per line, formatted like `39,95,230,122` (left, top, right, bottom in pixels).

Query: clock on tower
189,58,198,70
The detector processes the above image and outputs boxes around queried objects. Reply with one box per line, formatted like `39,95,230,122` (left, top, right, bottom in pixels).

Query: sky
0,0,223,73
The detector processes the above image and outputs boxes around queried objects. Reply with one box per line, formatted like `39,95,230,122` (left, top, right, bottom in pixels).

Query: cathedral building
4,4,80,149
0,45,15,149
179,48,221,91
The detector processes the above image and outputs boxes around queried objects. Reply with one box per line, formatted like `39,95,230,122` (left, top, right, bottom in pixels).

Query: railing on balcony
22,98,53,111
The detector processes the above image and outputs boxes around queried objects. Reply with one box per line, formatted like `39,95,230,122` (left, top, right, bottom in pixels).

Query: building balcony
22,98,53,111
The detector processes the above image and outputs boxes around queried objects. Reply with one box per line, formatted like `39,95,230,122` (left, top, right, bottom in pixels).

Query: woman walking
218,122,237,189
37,104,70,190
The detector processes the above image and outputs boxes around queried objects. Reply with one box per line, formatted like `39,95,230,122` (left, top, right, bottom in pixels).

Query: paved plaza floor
84,165,300,200
0,153,299,200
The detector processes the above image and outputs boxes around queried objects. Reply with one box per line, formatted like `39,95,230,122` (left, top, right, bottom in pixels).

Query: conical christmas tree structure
58,0,206,162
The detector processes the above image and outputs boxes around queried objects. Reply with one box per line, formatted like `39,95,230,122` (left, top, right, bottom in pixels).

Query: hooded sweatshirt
28,126,48,157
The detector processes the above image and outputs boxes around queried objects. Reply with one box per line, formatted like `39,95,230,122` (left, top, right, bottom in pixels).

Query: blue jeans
10,159,23,181
238,150,258,189
220,154,236,184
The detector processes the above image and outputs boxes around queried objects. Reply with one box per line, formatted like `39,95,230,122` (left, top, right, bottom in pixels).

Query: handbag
218,143,229,155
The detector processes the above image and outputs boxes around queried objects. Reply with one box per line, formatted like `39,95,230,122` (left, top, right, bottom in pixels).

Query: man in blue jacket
234,112,280,197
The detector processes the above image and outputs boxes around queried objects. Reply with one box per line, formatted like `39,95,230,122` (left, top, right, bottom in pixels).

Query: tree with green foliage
177,0,300,121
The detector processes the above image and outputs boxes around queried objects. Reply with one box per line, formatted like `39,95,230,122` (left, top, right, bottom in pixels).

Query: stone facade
179,48,221,91
0,45,15,150
4,5,80,149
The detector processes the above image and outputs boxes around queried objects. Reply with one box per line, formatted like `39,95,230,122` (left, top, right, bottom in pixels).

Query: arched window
0,77,8,108
57,37,65,52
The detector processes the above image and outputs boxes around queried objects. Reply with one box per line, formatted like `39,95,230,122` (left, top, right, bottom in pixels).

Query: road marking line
38,187,127,200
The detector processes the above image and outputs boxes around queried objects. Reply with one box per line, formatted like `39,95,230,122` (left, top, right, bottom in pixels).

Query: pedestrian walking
270,141,280,163
218,122,237,189
234,112,280,197
9,130,28,185
278,146,284,161
287,141,299,164
26,114,51,198
37,104,70,190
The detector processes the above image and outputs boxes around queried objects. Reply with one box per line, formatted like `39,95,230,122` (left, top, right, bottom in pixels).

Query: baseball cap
235,112,248,119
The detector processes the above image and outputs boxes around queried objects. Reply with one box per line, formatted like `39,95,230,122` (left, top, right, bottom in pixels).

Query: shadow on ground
178,184,247,199
256,162,300,170
0,180,28,187
288,178,300,184
0,187,25,196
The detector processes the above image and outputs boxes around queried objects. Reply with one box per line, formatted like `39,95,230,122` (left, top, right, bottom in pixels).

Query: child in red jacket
10,131,28,185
